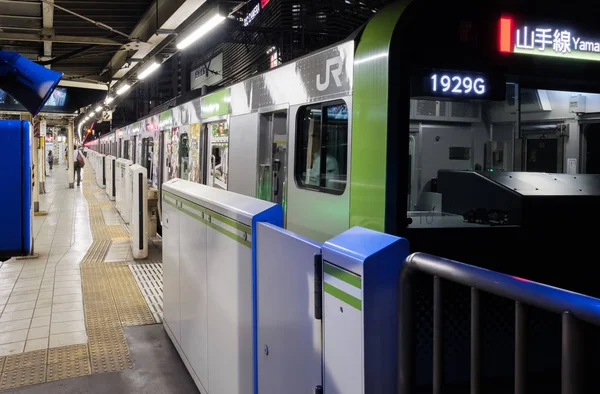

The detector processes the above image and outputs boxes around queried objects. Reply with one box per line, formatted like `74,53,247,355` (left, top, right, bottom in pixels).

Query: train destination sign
499,17,600,62
411,69,504,101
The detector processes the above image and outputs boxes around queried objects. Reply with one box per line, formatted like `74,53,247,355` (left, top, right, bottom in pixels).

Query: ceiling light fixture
95,105,102,113
177,13,226,50
116,83,130,95
138,60,161,79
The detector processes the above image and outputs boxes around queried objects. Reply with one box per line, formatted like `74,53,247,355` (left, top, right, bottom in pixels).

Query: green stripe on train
350,2,409,232
324,283,362,311
201,88,231,118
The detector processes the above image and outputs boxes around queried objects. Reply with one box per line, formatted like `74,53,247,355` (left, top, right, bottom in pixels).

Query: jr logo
316,56,343,91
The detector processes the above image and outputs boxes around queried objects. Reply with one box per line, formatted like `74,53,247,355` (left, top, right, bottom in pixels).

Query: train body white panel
228,113,259,197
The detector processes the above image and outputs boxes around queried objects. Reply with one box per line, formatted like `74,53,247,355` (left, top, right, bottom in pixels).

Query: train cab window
295,101,348,194
408,83,600,229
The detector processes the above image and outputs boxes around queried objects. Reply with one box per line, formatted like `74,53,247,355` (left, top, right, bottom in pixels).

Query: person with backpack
74,145,85,186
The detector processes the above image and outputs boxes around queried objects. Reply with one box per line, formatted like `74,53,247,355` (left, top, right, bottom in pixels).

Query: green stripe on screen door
324,283,362,311
163,194,251,248
163,190,251,234
324,263,362,289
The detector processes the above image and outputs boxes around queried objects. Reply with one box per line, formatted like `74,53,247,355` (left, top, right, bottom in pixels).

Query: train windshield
405,12,600,229
408,83,600,228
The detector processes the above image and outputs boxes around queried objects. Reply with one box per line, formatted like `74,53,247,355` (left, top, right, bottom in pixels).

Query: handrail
399,252,599,394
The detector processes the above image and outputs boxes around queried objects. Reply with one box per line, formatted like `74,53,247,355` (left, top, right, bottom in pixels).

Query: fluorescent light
88,112,94,117
105,96,114,104
138,61,161,79
95,105,102,112
116,84,130,95
177,14,226,50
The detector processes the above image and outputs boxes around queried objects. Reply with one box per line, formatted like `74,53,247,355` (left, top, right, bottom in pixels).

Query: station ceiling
0,0,225,89
0,0,393,117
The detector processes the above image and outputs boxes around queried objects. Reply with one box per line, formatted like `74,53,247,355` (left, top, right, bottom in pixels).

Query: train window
295,101,348,194
448,147,470,160
124,140,130,160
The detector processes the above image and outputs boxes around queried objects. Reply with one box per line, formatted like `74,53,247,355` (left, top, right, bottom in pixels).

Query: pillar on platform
68,119,74,188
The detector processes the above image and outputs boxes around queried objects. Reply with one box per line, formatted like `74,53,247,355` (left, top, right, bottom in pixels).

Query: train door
142,137,154,184
162,128,173,184
522,125,565,173
205,120,229,190
132,136,137,163
257,112,288,210
179,132,190,180
199,124,208,184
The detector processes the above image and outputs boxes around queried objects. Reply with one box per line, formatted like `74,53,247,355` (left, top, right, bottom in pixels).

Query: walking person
74,145,85,186
47,150,54,170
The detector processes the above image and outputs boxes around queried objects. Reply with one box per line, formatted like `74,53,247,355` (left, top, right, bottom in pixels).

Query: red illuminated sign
261,0,270,8
499,17,513,53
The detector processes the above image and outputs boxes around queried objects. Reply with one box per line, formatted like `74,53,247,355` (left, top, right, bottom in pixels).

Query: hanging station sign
499,17,600,61
191,53,223,90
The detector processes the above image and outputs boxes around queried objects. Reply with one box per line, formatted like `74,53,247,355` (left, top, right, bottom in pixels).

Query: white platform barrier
105,155,116,201
163,179,410,394
115,158,133,222
162,179,282,394
130,165,148,259
92,153,104,188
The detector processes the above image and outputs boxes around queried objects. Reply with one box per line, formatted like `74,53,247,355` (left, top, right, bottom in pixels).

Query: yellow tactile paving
0,364,46,390
3,350,47,372
0,160,156,391
104,263,156,326
47,344,89,365
46,359,91,382
81,240,111,264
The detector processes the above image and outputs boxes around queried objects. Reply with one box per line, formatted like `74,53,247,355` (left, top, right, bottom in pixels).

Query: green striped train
87,0,600,292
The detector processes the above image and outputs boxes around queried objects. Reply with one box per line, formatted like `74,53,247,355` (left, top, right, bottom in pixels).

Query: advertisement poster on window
170,127,180,181
189,123,201,183
152,138,159,188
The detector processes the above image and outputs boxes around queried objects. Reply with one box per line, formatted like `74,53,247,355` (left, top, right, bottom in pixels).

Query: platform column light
176,6,227,50
138,59,161,80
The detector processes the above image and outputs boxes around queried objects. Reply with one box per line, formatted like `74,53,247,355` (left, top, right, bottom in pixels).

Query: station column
68,119,74,188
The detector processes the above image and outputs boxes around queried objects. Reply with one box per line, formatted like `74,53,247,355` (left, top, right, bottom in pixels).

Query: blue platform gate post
0,120,32,259
320,227,410,394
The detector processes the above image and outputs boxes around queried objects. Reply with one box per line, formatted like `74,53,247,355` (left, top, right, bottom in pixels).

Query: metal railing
399,252,600,394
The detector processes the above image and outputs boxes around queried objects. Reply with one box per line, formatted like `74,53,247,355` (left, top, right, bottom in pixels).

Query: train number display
430,74,486,96
412,69,504,101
